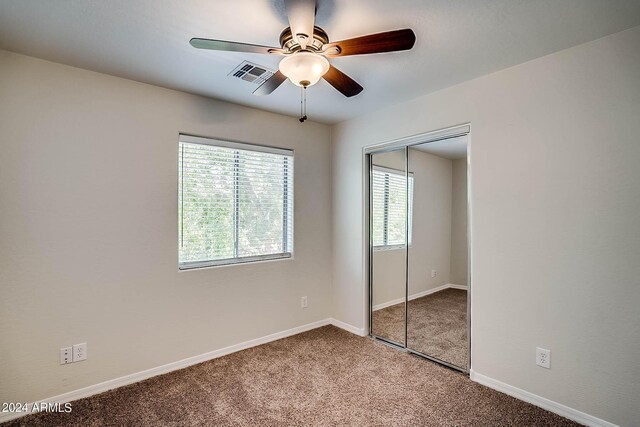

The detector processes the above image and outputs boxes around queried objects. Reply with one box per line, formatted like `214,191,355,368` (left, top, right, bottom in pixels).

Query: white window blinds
371,166,413,249
178,135,294,269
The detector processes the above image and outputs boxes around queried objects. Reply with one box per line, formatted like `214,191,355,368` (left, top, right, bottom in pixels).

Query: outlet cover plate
60,347,72,365
536,347,550,368
73,343,87,362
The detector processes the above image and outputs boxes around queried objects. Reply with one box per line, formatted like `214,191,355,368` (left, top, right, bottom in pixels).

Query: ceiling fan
190,0,416,121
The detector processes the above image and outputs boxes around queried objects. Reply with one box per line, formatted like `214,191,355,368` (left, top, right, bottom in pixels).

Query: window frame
371,165,413,251
178,134,294,270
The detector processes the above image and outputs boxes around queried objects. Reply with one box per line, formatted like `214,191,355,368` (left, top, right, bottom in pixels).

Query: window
178,135,293,269
371,166,413,249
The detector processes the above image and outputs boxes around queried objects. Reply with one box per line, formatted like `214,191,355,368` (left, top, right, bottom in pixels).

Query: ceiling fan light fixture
279,52,330,88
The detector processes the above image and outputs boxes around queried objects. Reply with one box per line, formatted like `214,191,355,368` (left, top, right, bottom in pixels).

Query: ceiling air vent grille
228,61,275,86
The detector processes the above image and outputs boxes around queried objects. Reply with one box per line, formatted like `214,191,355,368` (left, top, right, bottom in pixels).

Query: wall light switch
301,296,308,308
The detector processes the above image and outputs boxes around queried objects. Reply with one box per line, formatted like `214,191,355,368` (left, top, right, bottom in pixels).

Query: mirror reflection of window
371,166,413,250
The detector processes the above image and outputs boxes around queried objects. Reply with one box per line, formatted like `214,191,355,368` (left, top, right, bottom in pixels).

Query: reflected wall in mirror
406,136,469,369
370,148,408,346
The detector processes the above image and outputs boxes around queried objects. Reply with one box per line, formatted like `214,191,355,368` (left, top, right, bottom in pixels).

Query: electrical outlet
431,270,437,278
60,347,72,365
301,296,308,308
73,343,87,362
536,347,550,369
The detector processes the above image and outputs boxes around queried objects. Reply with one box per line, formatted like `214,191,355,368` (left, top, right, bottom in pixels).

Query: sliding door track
370,335,468,374
406,348,468,374
369,334,405,350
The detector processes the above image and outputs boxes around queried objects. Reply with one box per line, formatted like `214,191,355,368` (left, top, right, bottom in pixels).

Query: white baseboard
329,318,367,337
470,370,618,427
373,283,468,311
372,284,448,311
372,296,404,311
2,318,362,423
3,322,614,427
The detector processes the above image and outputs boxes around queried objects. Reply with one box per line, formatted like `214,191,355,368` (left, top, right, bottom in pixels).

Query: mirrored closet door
369,147,408,346
368,133,470,372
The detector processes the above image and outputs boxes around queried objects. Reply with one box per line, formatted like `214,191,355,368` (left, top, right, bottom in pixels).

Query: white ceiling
411,136,468,160
1,1,639,124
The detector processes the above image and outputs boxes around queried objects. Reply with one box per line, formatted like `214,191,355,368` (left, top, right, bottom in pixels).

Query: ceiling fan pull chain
299,86,308,123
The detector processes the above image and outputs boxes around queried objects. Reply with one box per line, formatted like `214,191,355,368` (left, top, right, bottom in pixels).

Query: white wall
0,50,333,404
450,158,468,286
331,26,640,427
407,149,453,295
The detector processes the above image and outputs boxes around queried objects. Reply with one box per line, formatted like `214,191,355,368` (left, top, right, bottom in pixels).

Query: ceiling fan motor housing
279,26,330,53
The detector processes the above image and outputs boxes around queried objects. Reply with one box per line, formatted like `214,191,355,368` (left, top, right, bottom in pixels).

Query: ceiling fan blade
322,29,416,57
323,65,363,98
190,38,284,55
253,71,287,96
284,0,316,49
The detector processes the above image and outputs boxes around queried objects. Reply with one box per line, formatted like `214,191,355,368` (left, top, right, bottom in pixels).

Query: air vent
228,61,275,86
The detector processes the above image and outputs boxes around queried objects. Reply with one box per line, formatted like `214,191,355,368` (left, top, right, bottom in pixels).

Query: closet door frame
365,123,471,373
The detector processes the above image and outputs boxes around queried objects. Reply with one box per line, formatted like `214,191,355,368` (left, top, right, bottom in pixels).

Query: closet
366,127,470,372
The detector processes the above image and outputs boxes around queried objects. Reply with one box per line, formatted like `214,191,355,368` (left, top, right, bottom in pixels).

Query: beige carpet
372,288,468,368
5,326,580,427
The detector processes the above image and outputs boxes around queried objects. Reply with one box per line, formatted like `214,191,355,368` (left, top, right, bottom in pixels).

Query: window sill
373,245,411,252
179,253,292,270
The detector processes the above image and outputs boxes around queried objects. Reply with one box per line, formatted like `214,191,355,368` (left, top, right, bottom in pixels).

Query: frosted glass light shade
279,52,330,87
